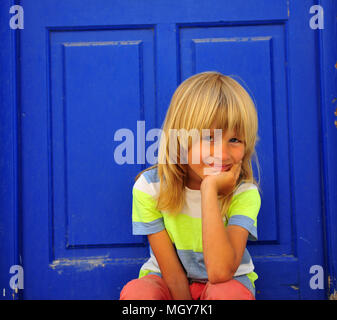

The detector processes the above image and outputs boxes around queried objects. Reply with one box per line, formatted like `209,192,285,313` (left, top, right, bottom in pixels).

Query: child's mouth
209,163,232,172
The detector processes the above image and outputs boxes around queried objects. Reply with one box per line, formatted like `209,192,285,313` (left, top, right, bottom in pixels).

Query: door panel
180,24,287,247
49,28,155,258
19,0,326,299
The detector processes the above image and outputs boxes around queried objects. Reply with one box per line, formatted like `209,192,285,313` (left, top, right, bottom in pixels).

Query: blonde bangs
176,73,257,151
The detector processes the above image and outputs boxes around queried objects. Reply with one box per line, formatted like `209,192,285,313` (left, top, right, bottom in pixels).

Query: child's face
186,128,245,189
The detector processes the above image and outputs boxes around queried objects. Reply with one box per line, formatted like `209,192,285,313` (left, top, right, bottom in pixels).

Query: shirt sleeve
226,183,261,241
132,175,165,235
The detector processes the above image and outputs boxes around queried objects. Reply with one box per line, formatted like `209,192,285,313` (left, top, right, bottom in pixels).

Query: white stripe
133,174,160,198
234,260,255,276
140,253,161,274
233,182,257,196
182,191,202,218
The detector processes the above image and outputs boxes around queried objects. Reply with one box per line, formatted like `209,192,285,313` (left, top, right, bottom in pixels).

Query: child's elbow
207,267,235,284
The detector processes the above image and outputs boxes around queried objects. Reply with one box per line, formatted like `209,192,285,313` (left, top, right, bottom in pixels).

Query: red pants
120,274,255,300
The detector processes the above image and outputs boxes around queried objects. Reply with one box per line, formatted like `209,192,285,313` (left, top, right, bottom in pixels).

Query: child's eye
229,138,241,143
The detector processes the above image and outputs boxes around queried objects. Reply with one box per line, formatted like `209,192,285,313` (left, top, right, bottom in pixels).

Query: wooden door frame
318,0,337,299
0,0,21,300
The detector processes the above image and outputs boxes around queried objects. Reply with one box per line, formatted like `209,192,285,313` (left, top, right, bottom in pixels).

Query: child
120,71,261,300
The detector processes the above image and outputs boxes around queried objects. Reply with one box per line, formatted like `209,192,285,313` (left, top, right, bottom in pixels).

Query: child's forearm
201,180,236,283
164,273,192,300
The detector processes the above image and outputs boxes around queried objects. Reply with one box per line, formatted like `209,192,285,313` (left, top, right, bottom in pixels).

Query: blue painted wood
318,0,337,298
286,0,327,299
0,0,21,300
0,0,332,299
254,257,300,299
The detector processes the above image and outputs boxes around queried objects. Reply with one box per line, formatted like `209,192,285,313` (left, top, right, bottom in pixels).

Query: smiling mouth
209,163,232,172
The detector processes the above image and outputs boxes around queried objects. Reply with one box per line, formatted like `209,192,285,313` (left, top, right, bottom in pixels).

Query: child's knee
119,275,172,300
201,279,255,300
120,278,142,300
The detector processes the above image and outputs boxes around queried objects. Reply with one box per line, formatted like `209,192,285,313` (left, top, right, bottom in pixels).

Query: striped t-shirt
132,166,261,290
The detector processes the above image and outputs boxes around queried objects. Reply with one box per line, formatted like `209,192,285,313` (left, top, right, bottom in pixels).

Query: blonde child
120,71,261,300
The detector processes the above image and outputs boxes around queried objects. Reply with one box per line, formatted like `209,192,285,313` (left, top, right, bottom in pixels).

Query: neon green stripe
138,269,151,279
228,189,260,227
246,271,258,288
162,212,203,252
132,188,162,223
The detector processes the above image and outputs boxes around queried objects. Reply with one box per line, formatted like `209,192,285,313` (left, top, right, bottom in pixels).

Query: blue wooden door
15,0,327,299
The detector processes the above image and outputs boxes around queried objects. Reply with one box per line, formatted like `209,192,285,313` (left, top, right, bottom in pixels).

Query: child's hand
201,161,242,196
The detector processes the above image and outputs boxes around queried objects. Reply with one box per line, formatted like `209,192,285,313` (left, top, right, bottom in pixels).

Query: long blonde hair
136,71,260,218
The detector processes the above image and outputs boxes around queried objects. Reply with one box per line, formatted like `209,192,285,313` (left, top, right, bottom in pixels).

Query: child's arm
148,230,192,300
200,162,249,284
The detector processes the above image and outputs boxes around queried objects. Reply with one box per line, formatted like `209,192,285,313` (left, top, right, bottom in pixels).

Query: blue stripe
132,218,165,235
147,272,162,277
142,167,159,183
234,274,255,297
176,249,253,280
241,248,252,265
227,215,258,241
176,250,208,280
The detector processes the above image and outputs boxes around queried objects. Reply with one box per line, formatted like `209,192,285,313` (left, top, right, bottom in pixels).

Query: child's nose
212,142,230,162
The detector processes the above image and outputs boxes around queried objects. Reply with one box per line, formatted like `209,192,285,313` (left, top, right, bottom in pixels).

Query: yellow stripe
163,212,203,252
246,271,258,288
132,188,162,223
228,189,261,227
